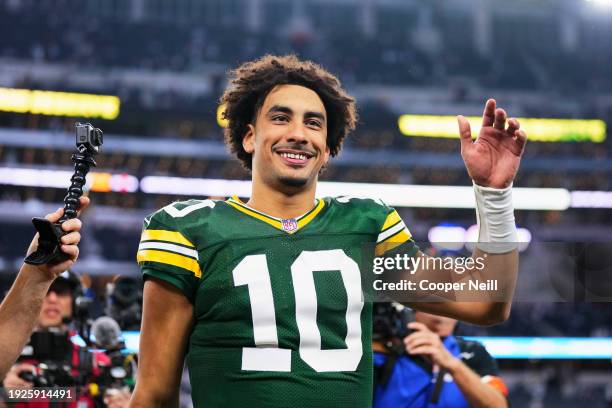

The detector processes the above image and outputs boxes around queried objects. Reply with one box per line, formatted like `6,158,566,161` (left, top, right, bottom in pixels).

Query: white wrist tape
473,182,518,253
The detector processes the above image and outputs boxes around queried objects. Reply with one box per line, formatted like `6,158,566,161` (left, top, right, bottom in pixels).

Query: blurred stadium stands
0,0,611,406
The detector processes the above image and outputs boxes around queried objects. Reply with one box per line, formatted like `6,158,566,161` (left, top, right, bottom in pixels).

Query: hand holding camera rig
24,122,103,268
0,123,102,380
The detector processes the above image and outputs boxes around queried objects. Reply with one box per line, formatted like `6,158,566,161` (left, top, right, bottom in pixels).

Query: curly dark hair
220,54,357,170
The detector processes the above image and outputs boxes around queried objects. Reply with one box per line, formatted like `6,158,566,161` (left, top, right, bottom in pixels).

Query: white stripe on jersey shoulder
377,221,406,243
163,199,216,218
138,241,199,260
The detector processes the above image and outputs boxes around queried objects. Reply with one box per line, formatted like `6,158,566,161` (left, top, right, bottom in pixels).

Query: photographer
1,270,111,407
374,309,508,408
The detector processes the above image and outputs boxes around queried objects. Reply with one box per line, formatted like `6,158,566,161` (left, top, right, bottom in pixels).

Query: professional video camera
14,273,137,404
105,276,143,331
18,320,136,405
372,302,417,389
18,329,84,387
16,270,97,390
373,302,415,344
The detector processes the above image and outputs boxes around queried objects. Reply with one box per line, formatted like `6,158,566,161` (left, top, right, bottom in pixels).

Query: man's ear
243,124,255,154
323,145,331,166
319,146,331,175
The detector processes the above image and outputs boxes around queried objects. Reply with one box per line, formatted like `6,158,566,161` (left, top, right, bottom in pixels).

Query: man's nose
46,291,58,302
287,122,308,144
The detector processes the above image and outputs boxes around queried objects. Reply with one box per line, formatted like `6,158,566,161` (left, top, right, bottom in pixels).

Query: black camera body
19,362,75,388
75,122,103,154
18,330,81,387
106,277,143,331
96,350,137,392
23,330,72,361
373,302,415,343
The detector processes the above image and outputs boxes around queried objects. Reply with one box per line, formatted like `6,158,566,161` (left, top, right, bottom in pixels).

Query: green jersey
138,196,417,407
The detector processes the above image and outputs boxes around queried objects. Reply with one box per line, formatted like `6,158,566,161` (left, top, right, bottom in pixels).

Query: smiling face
243,84,330,193
38,281,73,329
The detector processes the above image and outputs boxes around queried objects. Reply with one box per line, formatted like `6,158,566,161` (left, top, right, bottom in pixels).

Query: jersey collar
226,196,325,234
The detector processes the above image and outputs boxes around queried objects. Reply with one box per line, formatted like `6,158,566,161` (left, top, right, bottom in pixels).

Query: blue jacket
373,336,501,408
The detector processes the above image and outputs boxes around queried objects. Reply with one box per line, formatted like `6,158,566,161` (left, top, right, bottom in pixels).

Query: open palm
458,99,527,188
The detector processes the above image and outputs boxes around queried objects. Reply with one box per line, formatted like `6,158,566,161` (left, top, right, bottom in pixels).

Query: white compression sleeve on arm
473,182,518,253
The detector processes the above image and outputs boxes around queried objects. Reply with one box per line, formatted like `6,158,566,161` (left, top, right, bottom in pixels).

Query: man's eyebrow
267,105,326,122
267,105,293,115
304,110,326,123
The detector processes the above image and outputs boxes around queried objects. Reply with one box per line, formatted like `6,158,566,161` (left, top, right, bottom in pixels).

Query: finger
406,336,433,351
404,331,432,348
48,260,75,276
405,330,435,343
61,218,82,233
457,116,473,152
493,108,507,131
506,118,520,136
45,207,65,223
407,321,427,329
19,364,37,372
50,197,90,225
407,322,429,335
481,99,496,127
404,333,420,348
61,245,79,260
10,378,31,387
408,345,436,356
515,129,528,154
60,231,81,245
77,196,90,216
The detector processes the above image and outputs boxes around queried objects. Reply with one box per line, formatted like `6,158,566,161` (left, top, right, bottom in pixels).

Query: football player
130,55,526,407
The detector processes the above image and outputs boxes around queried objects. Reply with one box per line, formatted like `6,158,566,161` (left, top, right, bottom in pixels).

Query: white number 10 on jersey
233,249,364,373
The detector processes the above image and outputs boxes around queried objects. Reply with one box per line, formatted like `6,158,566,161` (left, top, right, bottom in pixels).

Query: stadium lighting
584,0,612,6
119,331,612,359
140,176,252,197
0,87,120,120
6,169,609,210
318,182,571,211
398,115,607,143
92,172,139,193
0,168,138,193
427,225,466,252
0,168,73,188
139,177,571,211
570,190,612,208
464,337,612,359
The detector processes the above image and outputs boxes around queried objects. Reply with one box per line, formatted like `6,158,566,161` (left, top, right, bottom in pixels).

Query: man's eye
272,116,289,122
306,120,322,128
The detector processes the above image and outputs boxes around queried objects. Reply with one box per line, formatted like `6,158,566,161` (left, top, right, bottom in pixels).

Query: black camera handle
24,123,102,266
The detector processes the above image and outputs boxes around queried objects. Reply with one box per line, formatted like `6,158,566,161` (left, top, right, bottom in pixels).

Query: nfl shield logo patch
281,218,298,232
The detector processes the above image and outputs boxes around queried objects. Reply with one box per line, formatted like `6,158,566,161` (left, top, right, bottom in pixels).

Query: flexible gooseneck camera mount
24,123,103,266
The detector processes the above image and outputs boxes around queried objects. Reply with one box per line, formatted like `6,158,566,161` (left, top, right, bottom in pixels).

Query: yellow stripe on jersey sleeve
140,229,195,248
375,229,412,256
137,249,202,278
381,210,402,231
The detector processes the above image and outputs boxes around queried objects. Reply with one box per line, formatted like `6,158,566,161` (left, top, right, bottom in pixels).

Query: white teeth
280,152,308,161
